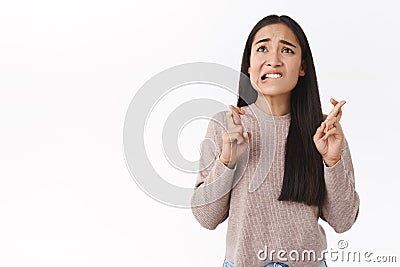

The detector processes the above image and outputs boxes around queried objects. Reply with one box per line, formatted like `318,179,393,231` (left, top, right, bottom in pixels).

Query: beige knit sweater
191,103,360,267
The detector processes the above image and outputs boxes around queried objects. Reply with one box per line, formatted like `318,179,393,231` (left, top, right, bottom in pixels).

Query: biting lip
260,71,283,81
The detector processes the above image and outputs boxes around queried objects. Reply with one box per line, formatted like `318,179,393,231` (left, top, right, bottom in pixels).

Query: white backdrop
0,0,399,266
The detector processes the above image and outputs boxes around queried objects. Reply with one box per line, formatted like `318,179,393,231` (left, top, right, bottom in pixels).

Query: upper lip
260,70,283,80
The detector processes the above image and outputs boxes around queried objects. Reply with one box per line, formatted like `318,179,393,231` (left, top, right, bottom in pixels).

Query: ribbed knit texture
191,103,360,267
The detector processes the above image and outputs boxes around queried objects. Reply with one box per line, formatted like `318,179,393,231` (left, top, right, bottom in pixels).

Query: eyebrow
254,38,297,48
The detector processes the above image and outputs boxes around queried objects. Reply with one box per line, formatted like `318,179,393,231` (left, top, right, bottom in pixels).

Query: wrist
323,156,341,167
219,154,229,165
219,154,235,169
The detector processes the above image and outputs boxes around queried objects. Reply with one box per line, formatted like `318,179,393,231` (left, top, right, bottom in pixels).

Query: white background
1,0,399,266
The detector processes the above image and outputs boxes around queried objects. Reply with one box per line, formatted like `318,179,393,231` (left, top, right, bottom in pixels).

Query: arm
191,112,236,230
320,137,360,233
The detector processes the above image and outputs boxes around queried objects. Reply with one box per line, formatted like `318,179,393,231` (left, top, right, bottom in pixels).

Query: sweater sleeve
320,137,360,233
191,111,236,230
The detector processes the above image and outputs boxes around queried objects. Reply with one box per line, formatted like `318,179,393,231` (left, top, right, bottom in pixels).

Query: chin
257,87,293,97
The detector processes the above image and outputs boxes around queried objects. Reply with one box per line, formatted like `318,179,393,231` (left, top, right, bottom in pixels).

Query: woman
191,15,360,267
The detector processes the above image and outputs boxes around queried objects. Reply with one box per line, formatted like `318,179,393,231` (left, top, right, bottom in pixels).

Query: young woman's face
248,23,305,97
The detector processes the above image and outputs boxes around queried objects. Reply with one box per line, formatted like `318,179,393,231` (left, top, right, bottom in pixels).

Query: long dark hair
237,15,325,209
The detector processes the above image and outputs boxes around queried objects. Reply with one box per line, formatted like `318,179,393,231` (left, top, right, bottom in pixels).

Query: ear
299,62,306,76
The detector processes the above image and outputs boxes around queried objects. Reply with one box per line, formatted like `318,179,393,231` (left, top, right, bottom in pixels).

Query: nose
264,50,282,67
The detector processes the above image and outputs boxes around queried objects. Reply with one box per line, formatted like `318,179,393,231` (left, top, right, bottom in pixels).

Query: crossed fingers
225,105,249,144
226,105,245,126
323,98,345,133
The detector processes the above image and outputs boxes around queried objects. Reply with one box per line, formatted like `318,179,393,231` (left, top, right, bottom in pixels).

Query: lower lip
260,77,282,83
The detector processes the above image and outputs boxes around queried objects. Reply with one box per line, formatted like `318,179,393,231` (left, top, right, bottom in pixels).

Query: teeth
264,73,282,79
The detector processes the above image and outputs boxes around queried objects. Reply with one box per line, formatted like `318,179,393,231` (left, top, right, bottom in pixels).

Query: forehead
253,23,299,45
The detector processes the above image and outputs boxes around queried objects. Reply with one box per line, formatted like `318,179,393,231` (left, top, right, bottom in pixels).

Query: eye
282,47,294,54
257,46,268,53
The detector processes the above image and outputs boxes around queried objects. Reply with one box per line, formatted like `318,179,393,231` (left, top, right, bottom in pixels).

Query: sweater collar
249,102,291,123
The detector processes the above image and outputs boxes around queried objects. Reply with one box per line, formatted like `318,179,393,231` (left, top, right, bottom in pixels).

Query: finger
246,131,251,142
325,105,344,132
327,100,345,120
229,124,244,134
324,117,335,133
322,125,338,140
229,105,242,125
242,131,251,144
229,105,241,119
331,99,344,122
231,105,246,115
226,111,236,129
336,108,343,122
314,121,327,141
243,131,249,144
229,132,245,144
230,137,237,162
225,131,242,144
326,100,346,122
324,104,344,132
333,121,343,135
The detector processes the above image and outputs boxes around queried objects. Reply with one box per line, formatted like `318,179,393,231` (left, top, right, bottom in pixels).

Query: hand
219,105,251,168
313,98,345,167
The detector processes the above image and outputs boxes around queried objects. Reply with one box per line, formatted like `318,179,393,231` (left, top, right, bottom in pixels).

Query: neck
255,93,291,116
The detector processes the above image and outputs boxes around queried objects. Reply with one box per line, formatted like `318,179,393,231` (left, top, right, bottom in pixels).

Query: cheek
250,55,263,65
290,59,303,73
249,56,263,74
288,63,302,76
